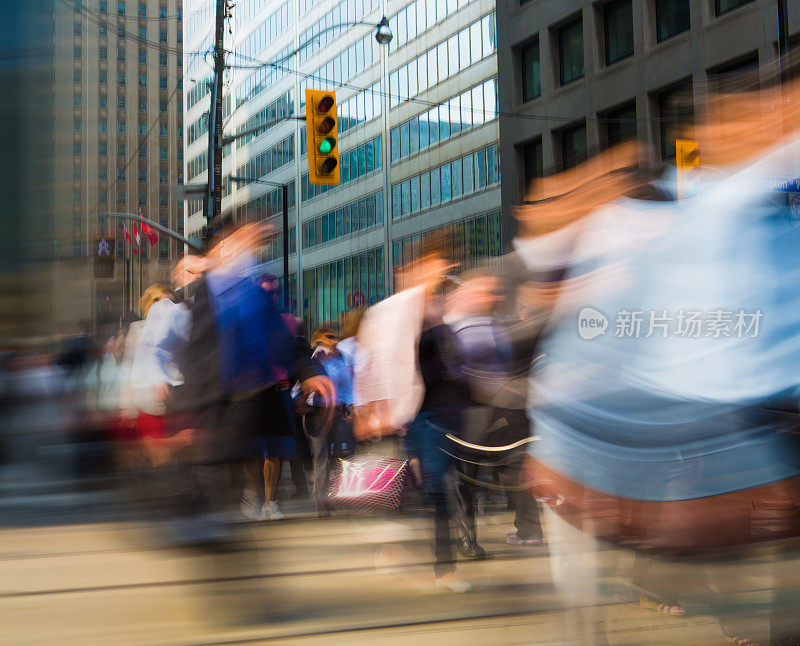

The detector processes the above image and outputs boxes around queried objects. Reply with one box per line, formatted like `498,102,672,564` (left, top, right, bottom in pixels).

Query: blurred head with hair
311,324,339,352
138,283,173,319
447,266,504,319
340,306,365,340
396,227,457,293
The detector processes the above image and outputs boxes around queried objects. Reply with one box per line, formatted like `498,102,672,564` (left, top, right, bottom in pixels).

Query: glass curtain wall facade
184,0,501,330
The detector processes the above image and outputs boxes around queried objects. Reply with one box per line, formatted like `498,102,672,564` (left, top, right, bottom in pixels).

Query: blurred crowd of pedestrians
6,74,800,646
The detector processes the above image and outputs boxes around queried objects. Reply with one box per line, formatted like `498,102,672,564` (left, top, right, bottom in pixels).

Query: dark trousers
407,412,459,577
498,449,543,541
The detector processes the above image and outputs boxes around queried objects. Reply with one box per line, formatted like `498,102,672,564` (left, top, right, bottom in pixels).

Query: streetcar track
0,550,548,599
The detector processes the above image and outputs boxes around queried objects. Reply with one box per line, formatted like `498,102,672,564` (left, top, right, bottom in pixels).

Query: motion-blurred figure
127,284,192,467
446,269,543,550
518,82,800,644
357,233,474,592
303,323,356,515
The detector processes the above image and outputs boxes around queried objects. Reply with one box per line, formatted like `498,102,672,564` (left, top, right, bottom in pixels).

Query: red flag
132,222,141,248
124,223,138,254
141,223,158,247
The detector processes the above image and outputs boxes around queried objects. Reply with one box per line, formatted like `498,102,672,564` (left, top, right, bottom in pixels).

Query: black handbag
328,414,356,458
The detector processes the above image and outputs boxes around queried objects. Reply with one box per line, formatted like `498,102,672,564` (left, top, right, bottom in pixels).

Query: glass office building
184,0,501,329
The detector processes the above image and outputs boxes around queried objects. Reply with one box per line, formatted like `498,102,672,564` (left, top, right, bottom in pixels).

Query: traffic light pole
102,212,203,251
204,0,227,247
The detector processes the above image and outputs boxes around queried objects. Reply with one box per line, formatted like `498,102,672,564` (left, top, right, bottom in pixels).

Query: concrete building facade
184,0,502,329
496,0,800,220
54,0,185,335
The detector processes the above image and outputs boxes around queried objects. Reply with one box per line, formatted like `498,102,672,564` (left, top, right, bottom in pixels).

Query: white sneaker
436,574,472,593
261,501,285,521
240,489,261,520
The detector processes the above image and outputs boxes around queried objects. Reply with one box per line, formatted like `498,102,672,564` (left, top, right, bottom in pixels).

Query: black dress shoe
458,537,488,560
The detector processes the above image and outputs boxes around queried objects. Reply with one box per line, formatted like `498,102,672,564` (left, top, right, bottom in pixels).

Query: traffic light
94,235,115,279
675,139,700,199
305,88,340,186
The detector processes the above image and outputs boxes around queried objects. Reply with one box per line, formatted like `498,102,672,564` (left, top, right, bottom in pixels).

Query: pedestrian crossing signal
306,89,340,186
94,236,115,278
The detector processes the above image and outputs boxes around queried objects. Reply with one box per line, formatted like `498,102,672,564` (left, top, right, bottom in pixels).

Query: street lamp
375,17,393,45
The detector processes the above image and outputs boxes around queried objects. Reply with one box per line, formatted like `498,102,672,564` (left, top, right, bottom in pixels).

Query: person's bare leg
240,457,262,519
262,458,285,519
263,458,282,502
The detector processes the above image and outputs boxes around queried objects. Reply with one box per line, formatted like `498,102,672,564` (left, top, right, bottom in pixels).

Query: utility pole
204,0,227,246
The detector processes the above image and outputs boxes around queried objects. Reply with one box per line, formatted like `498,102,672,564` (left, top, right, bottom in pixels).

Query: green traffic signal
319,137,335,154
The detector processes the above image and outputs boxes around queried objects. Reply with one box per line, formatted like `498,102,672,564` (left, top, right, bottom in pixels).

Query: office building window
99,118,108,133
604,0,633,65
99,1,107,12
74,21,81,36
715,0,752,15
117,168,126,181
117,1,125,15
522,138,543,198
159,123,168,138
159,52,167,67
559,16,584,85
99,93,107,107
116,95,125,109
99,22,108,37
138,168,146,182
117,48,125,62
117,143,126,157
99,70,108,84
160,170,167,184
74,69,82,84
117,120,126,134
138,97,147,112
73,142,82,156
159,146,168,160
159,29,167,43
604,101,637,148
117,72,125,86
73,93,81,107
99,141,108,156
159,75,168,90
99,165,108,179
138,26,147,40
520,41,540,102
139,74,147,88
658,82,693,159
99,46,107,60
391,144,500,221
118,25,125,39
139,144,147,158
74,117,82,132
390,78,498,164
655,0,690,42
303,247,384,330
74,45,82,59
560,121,587,170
